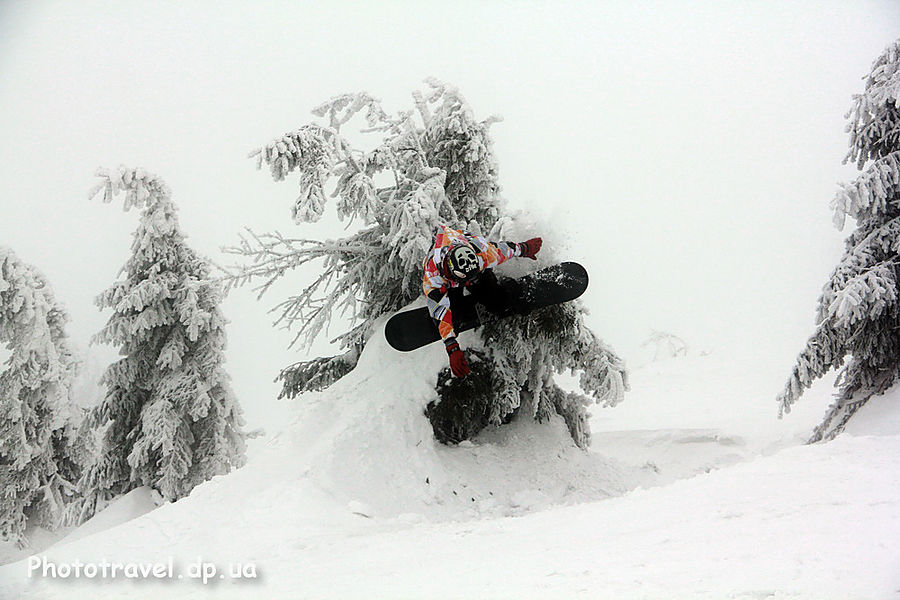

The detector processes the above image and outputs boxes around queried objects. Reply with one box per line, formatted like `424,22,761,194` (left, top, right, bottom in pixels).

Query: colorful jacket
422,225,523,341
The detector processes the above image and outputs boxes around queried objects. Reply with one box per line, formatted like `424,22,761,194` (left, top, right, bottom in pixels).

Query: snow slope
1,319,898,599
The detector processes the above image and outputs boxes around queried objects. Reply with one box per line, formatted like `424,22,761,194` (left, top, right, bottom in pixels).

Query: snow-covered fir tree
76,167,248,521
227,79,628,447
0,247,80,547
778,41,900,442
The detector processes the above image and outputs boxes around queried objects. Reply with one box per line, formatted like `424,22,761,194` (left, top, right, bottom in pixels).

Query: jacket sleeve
425,289,455,341
422,257,456,341
468,234,522,270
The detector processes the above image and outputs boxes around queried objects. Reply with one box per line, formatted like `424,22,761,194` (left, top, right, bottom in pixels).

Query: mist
1,0,897,428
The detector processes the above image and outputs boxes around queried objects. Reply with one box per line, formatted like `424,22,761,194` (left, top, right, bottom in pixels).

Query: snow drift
252,313,632,521
0,326,897,600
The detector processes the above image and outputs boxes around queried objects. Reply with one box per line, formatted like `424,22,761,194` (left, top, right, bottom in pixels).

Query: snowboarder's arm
422,270,468,376
422,255,456,341
468,235,520,269
425,288,455,341
469,234,542,268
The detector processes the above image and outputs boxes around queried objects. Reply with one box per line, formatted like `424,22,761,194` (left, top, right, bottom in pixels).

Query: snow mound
280,314,630,520
58,487,161,546
0,488,160,567
843,385,900,437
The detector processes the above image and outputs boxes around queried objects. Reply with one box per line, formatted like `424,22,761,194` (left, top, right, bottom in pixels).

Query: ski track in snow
1,320,898,599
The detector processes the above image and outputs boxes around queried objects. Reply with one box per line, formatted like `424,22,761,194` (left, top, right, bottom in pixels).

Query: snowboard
385,262,589,352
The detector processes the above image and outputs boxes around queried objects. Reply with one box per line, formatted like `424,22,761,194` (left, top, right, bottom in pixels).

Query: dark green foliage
426,351,505,445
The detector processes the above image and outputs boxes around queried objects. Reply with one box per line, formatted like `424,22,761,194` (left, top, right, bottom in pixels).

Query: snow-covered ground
1,320,897,600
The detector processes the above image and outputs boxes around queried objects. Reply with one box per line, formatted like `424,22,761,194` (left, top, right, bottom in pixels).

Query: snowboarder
423,225,543,378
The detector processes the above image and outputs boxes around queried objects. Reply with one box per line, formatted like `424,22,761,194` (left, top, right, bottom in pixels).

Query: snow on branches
844,41,900,170
831,153,900,229
778,41,900,441
226,80,499,355
228,80,628,448
249,125,337,223
0,248,80,546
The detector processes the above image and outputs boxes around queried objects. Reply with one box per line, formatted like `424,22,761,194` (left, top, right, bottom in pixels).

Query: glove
444,337,470,378
519,237,543,260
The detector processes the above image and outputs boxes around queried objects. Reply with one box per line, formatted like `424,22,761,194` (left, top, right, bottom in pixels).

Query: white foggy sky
1,1,898,426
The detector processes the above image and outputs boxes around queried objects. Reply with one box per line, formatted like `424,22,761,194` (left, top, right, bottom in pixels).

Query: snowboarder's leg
468,270,523,317
447,286,479,326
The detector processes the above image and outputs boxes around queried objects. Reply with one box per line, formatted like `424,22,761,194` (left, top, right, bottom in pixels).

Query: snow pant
447,269,522,325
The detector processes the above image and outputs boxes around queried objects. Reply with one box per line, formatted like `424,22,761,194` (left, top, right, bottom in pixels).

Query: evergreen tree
0,247,80,546
77,167,247,520
778,41,900,441
227,79,628,448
